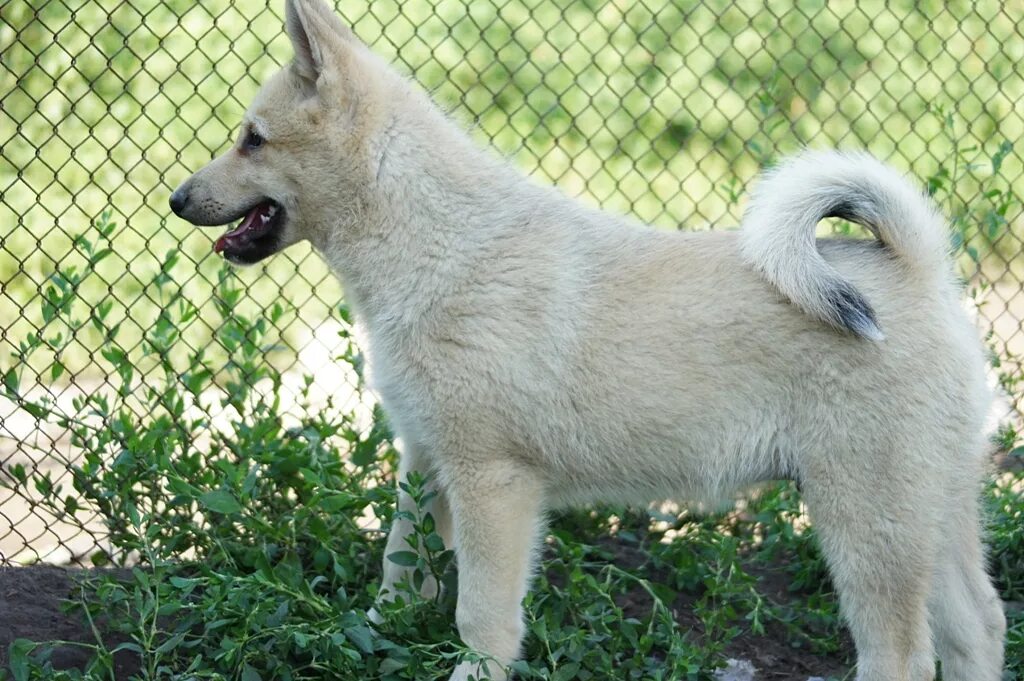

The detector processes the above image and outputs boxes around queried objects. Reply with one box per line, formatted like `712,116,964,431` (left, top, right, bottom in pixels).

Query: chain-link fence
1,0,1022,566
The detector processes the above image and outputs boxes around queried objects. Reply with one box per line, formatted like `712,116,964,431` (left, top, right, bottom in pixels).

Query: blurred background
1,0,1022,564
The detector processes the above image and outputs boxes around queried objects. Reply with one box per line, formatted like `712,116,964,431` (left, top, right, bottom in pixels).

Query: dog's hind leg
372,441,454,619
800,452,939,681
928,487,1005,681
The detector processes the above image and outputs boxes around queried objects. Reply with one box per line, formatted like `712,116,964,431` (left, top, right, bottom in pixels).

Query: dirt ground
0,559,850,681
599,536,853,681
0,566,140,679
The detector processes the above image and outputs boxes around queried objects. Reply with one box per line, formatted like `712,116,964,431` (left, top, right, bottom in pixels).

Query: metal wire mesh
1,0,1022,565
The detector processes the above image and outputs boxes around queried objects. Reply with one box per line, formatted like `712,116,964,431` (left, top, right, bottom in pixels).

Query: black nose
169,184,190,216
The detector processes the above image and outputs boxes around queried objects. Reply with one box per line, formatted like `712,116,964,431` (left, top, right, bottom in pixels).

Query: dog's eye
244,130,264,150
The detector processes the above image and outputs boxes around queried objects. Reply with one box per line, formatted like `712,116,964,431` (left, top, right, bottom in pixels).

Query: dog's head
169,0,395,265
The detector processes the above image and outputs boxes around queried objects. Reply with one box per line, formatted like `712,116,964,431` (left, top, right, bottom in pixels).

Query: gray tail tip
831,285,886,342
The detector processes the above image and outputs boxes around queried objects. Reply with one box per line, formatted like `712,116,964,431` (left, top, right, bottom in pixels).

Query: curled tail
739,150,952,341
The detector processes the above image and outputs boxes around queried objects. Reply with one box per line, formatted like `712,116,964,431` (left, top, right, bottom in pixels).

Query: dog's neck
318,95,549,340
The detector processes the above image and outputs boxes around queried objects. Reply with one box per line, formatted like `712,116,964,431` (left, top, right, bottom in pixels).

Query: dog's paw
449,660,508,681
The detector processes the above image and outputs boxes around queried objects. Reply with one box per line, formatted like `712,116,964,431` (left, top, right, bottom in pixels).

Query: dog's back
440,219,989,508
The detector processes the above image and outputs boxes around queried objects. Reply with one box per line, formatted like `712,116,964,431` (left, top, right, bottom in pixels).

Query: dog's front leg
370,442,454,624
447,459,545,681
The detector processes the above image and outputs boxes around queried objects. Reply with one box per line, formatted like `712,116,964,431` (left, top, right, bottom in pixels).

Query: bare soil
0,566,140,679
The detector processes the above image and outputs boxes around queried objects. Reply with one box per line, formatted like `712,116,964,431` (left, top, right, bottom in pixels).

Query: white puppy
169,1,1006,679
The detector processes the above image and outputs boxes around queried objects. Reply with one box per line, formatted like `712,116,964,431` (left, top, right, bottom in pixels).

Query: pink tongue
214,205,264,254
227,205,263,237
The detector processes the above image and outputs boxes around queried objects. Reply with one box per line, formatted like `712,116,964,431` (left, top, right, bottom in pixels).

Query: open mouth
215,199,285,264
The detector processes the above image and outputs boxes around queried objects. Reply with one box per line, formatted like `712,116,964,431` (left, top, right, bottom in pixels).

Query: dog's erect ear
284,0,355,87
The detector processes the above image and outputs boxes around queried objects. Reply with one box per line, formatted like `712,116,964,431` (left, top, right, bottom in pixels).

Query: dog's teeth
261,215,269,224
267,205,277,217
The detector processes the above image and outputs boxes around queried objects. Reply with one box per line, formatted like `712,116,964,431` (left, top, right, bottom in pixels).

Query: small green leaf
21,401,50,421
34,475,53,497
344,625,376,654
91,248,114,265
386,551,420,568
169,576,201,591
111,642,144,655
319,493,356,512
424,533,446,552
266,601,289,627
154,631,187,655
552,662,581,681
241,665,263,681
199,490,243,514
9,639,34,681
3,369,18,396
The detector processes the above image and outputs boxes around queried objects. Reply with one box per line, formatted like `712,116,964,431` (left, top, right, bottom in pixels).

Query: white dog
169,1,1006,678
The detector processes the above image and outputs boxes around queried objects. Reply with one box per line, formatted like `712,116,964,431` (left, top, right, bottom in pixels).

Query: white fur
171,1,1007,679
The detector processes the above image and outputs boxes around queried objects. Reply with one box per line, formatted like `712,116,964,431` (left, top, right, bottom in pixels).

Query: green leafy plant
924,106,1018,267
